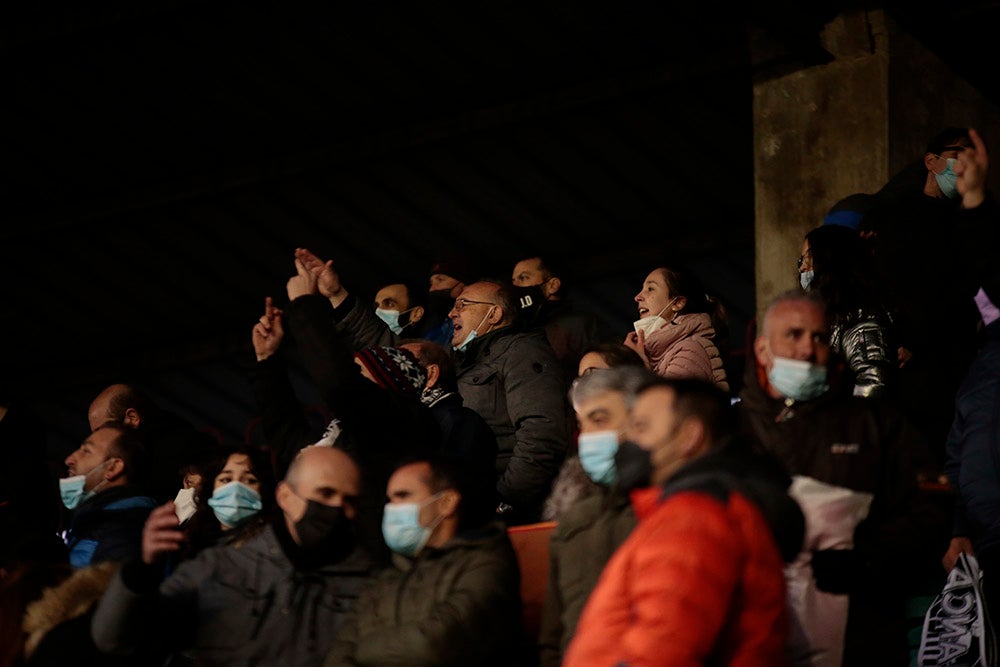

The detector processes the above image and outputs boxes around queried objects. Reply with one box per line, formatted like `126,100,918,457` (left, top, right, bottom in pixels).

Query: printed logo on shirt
830,442,860,455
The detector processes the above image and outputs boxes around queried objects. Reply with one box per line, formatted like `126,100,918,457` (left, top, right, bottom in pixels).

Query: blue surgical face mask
207,481,263,528
577,430,619,486
935,157,959,199
799,270,814,291
375,308,414,335
382,493,445,557
453,307,494,352
60,475,88,510
767,355,829,402
60,459,112,510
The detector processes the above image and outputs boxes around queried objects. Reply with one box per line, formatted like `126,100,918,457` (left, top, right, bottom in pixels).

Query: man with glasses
449,279,573,525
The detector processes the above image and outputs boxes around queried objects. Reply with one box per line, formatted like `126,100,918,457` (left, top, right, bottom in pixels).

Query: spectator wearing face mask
373,280,430,338
735,290,942,667
541,342,647,522
538,365,654,667
448,279,574,526
60,423,157,569
92,445,374,667
860,126,994,473
510,253,618,389
175,445,277,563
797,223,895,400
324,455,524,667
251,254,441,565
564,377,802,667
625,264,730,393
294,248,435,351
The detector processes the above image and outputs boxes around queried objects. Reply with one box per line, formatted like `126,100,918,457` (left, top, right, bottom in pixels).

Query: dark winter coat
92,519,374,667
64,485,157,569
324,522,523,667
454,327,573,523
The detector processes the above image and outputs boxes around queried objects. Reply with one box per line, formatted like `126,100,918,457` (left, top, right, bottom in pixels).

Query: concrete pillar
751,9,1000,324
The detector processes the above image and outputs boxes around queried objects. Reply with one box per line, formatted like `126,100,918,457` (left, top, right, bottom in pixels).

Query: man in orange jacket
564,376,803,667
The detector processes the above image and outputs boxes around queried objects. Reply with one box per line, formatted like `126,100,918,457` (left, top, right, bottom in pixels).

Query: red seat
507,521,557,642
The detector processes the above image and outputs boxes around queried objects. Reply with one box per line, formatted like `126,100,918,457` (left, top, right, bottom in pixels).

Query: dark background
3,1,998,466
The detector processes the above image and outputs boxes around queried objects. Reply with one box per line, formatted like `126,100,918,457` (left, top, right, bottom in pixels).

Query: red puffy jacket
564,485,789,667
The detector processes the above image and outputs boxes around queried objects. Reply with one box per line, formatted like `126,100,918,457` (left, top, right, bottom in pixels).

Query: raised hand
252,296,285,361
295,247,346,305
142,502,187,565
956,127,989,209
287,257,320,302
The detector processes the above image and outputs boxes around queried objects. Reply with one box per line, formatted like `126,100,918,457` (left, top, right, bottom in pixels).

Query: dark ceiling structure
3,1,998,457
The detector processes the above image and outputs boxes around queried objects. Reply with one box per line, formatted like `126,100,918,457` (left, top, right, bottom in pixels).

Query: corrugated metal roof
2,0,996,460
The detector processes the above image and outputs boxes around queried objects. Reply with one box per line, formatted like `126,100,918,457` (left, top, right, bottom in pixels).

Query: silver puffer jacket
830,309,895,399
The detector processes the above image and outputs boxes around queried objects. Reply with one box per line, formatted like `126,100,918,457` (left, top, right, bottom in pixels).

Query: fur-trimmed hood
22,560,120,658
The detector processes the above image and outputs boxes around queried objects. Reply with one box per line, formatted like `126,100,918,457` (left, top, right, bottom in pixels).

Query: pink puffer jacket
644,312,729,392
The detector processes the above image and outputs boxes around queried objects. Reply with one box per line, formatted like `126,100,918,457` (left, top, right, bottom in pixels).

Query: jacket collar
390,520,508,570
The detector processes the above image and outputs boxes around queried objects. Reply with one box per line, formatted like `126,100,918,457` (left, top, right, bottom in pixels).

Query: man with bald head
87,382,219,503
93,445,374,667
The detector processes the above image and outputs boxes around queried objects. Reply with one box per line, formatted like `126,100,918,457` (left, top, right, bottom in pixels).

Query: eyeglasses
452,298,496,312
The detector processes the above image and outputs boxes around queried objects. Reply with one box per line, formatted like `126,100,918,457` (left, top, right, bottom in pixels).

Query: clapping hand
286,256,320,302
295,247,347,306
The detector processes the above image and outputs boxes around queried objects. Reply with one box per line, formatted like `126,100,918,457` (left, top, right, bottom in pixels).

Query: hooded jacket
563,448,795,667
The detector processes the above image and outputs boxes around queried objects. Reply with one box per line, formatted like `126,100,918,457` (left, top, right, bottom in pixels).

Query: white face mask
632,297,678,336
174,487,198,524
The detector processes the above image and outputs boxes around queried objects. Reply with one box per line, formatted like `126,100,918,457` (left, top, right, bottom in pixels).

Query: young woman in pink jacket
624,265,730,393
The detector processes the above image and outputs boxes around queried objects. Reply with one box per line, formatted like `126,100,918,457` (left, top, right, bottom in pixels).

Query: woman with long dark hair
180,444,277,560
798,224,896,399
625,265,729,393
